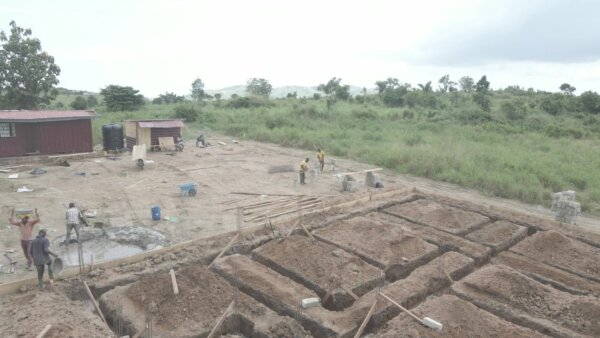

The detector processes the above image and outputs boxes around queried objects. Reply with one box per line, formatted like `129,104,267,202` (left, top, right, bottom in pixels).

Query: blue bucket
151,206,161,221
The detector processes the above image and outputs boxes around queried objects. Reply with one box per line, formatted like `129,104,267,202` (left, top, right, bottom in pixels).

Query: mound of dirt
265,316,312,338
126,266,233,331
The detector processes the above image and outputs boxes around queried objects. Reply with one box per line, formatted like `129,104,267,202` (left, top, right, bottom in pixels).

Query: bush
226,96,272,109
70,96,87,110
579,91,600,114
402,110,415,119
173,105,200,122
265,115,287,129
501,99,526,120
540,93,564,115
404,134,423,146
351,108,377,119
292,104,319,118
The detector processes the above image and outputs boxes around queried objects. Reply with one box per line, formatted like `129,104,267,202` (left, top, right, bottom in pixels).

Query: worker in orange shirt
299,158,309,185
317,148,325,172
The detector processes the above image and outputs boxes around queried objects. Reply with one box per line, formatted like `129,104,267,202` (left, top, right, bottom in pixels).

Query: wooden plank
83,280,107,324
170,269,179,295
300,223,315,240
342,285,359,300
379,292,422,323
207,301,234,338
35,324,52,338
208,234,239,268
335,168,382,177
246,202,321,222
354,300,378,338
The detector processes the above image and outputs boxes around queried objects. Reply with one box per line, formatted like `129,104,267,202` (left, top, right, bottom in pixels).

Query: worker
30,229,58,290
299,157,309,185
317,148,325,172
196,134,206,147
8,208,40,271
65,202,85,244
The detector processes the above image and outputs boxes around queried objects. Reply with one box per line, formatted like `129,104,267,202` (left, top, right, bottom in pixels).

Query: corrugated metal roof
137,120,184,128
0,110,95,122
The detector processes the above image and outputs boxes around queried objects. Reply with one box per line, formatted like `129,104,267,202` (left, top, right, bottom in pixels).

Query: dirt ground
2,136,600,338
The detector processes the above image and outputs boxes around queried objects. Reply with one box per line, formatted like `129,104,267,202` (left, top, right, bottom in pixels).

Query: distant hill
206,85,374,99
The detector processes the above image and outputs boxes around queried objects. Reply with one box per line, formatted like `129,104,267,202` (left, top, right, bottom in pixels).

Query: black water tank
102,124,124,150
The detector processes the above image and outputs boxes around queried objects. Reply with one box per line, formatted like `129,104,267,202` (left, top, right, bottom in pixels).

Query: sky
1,0,600,97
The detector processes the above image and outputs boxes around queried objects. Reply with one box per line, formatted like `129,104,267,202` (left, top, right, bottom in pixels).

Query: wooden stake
207,301,234,338
89,254,94,273
131,330,144,338
208,234,239,268
379,292,422,323
354,300,378,338
286,219,301,237
82,280,107,324
300,223,315,240
170,269,179,295
35,324,52,338
342,285,359,300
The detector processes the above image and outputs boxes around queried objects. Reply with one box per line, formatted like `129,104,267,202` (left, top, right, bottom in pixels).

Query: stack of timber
222,192,323,223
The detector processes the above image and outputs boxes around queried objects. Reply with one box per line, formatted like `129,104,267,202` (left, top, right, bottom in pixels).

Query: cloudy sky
1,0,599,97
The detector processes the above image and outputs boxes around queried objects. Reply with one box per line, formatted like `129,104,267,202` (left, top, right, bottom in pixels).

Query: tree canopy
191,78,205,101
317,77,351,101
100,85,145,111
246,78,272,97
0,21,61,109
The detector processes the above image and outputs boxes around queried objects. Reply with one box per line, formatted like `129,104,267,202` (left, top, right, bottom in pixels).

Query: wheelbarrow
178,182,198,196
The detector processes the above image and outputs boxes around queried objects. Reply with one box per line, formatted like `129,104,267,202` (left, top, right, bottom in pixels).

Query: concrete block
301,297,320,309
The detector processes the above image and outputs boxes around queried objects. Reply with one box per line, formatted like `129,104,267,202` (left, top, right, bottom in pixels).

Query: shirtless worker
299,158,309,185
8,208,40,271
317,148,325,172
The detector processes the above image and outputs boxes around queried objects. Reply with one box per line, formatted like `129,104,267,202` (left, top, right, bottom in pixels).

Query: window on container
0,123,16,137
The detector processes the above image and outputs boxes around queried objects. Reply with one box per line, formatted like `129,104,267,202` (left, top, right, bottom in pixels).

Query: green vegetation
88,83,600,215
0,21,60,109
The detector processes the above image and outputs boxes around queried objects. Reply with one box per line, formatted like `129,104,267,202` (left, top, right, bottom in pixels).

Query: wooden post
354,300,378,338
89,254,94,273
82,280,107,324
169,269,179,295
35,324,52,338
207,301,234,338
342,285,359,300
379,292,422,323
300,223,315,240
208,234,239,268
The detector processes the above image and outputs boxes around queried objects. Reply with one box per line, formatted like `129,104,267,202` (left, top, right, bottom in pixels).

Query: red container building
0,110,95,157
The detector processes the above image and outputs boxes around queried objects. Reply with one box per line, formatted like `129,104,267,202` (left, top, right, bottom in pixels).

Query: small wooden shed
0,110,95,157
124,119,184,150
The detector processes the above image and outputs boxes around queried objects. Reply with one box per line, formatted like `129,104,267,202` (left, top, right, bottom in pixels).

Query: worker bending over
299,158,309,185
317,148,325,172
66,202,85,244
9,208,40,270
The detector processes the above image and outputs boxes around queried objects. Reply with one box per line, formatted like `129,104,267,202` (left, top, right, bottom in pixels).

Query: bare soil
452,264,600,337
466,220,527,254
312,214,438,279
384,199,490,234
0,286,112,338
374,294,546,338
510,230,600,282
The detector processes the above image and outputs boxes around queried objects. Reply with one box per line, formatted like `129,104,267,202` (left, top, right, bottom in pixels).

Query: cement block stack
551,190,581,224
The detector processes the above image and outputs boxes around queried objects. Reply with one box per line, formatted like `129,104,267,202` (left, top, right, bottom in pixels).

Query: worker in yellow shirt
299,158,309,185
317,148,325,172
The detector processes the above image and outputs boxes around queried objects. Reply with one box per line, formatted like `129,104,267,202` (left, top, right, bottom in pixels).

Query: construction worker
65,202,85,244
317,148,325,172
299,157,309,185
30,229,58,290
8,208,40,271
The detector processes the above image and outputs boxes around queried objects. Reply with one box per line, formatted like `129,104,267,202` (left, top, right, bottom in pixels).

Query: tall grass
91,98,600,215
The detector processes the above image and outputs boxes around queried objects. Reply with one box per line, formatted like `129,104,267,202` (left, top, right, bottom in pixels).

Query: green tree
70,96,87,110
318,77,351,101
579,91,600,114
86,95,98,107
475,76,490,93
152,97,163,104
0,21,61,109
559,83,576,95
158,92,184,104
375,78,400,94
191,78,205,101
214,93,222,101
417,81,433,93
438,74,457,93
100,85,145,111
540,93,564,115
459,76,474,92
382,85,410,107
246,78,272,97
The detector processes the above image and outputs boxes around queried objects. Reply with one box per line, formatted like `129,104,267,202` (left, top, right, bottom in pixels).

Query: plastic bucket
51,257,64,275
151,206,161,221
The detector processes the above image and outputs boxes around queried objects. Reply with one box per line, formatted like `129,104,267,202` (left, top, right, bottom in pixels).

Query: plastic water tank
102,124,124,151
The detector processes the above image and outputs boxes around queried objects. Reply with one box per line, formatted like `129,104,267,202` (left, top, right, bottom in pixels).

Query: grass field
87,94,600,215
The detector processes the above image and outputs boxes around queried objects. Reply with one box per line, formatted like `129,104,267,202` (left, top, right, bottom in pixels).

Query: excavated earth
2,189,600,338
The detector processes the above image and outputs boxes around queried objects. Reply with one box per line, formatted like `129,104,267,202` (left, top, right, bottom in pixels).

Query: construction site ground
1,135,600,337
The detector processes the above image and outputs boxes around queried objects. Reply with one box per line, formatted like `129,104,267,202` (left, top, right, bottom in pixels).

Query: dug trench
25,190,600,338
